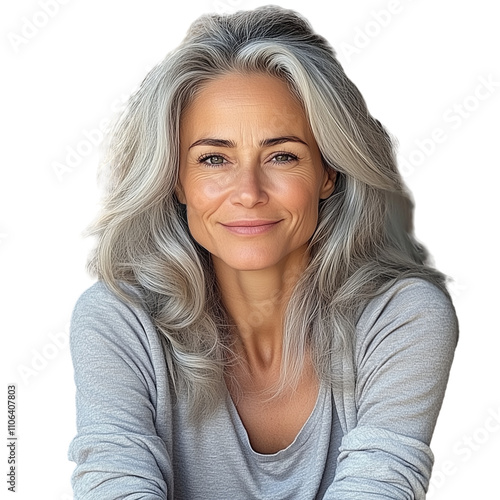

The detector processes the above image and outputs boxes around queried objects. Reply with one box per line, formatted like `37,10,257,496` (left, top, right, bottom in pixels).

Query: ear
319,167,337,200
175,183,187,204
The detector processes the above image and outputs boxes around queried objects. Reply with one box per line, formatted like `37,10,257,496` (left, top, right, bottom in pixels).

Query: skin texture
177,72,336,453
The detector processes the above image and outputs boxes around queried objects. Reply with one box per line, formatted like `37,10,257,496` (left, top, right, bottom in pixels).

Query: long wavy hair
85,5,449,419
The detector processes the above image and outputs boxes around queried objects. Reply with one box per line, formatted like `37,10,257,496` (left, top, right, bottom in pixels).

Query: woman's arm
68,281,173,499
326,278,459,499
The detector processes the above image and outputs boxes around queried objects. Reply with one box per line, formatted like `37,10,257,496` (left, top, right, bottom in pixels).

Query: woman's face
177,72,336,272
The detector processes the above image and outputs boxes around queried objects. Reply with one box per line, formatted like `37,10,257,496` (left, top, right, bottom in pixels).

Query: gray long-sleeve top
68,277,458,499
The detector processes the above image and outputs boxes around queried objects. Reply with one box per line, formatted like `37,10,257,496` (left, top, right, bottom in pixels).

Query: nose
229,166,269,208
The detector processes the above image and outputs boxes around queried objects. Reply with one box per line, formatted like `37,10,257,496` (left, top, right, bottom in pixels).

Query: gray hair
85,5,449,419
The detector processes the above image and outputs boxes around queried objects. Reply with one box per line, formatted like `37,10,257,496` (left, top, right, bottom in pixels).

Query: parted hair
85,5,449,419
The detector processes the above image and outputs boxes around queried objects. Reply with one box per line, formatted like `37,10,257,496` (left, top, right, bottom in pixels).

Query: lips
222,220,279,227
220,219,281,235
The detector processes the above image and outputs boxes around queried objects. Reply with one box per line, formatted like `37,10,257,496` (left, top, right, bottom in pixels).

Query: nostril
231,174,269,207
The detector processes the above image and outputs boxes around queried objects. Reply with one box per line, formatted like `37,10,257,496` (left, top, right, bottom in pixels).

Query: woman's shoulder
354,276,459,355
359,276,457,321
72,279,150,323
70,279,161,355
73,279,146,309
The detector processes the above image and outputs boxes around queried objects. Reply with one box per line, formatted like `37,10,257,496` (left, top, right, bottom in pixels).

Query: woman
68,5,458,499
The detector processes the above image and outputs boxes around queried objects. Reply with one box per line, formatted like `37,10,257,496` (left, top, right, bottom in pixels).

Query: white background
1,0,498,498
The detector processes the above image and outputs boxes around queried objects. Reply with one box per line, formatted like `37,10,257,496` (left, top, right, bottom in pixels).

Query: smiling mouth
220,220,281,235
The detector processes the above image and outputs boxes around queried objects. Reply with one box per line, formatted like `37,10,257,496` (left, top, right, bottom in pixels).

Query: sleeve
67,282,173,499
325,278,459,499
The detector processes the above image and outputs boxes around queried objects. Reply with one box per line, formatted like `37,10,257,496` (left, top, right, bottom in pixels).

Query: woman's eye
199,155,226,166
272,153,298,164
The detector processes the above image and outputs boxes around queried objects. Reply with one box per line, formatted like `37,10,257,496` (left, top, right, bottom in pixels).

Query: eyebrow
188,136,309,150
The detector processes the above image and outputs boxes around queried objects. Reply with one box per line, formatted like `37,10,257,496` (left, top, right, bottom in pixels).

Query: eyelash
197,151,299,167
197,153,228,167
270,152,299,165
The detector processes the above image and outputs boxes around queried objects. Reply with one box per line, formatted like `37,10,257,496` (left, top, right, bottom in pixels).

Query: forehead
180,72,311,138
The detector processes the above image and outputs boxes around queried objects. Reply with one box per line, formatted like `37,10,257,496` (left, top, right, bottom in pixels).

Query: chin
213,251,285,273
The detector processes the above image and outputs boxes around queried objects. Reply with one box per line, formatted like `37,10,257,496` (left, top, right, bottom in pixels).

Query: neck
213,246,309,372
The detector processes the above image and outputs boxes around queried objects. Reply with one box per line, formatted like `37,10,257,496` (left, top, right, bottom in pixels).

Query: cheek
275,177,320,211
279,179,323,233
184,178,227,218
